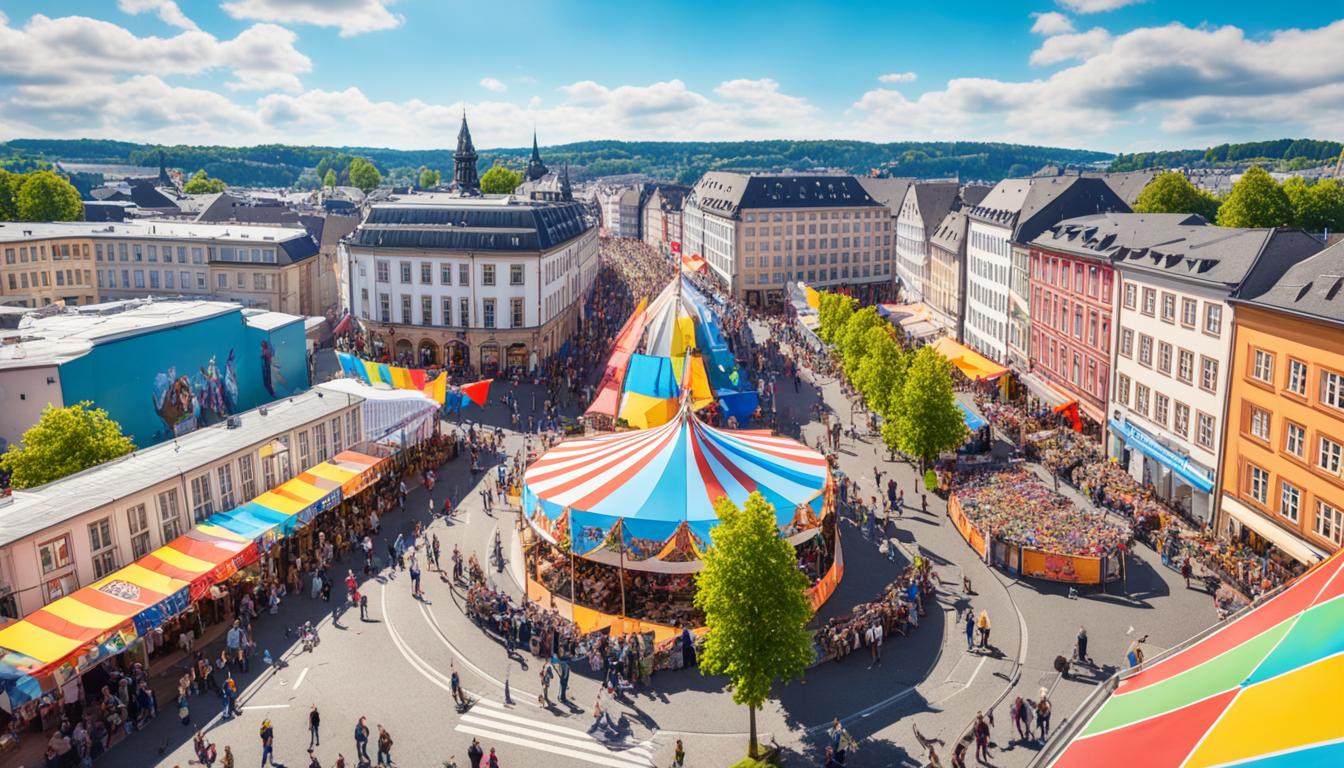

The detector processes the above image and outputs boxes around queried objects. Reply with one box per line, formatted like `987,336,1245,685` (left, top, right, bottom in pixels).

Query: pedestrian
467,738,484,768
539,664,552,705
222,745,235,768
308,748,322,768
558,657,570,702
360,593,369,621
1181,557,1193,588
963,608,975,651
973,711,991,763
1012,696,1030,742
354,717,371,762
977,609,991,649
486,747,500,768
309,704,321,748
1036,691,1052,739
376,725,393,766
951,740,967,768
1075,626,1089,664
260,717,275,767
673,738,685,767
451,666,468,708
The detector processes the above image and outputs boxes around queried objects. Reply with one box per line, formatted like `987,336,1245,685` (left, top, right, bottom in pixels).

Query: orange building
1219,240,1344,566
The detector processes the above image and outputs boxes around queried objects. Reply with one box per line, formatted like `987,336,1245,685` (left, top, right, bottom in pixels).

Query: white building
894,181,960,303
596,186,643,239
1100,214,1324,523
342,193,598,374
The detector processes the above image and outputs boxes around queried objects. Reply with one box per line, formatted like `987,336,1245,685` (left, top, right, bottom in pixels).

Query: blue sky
0,0,1341,152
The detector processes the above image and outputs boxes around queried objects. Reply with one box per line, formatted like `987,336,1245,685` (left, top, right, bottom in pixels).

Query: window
420,262,432,284
217,464,236,509
1322,370,1344,410
1287,359,1308,396
1318,436,1343,474
483,298,496,328
1135,384,1150,416
347,409,359,447
127,504,152,558
421,296,433,326
38,535,73,574
511,298,524,328
1200,356,1219,393
165,270,175,289
330,417,341,456
482,264,496,286
400,295,412,324
1138,335,1153,367
1280,482,1301,522
375,260,389,282
1153,394,1169,427
1177,297,1198,328
1252,350,1275,384
89,518,118,579
459,297,470,327
1248,464,1270,504
158,489,183,540
510,264,524,285
1141,288,1156,316
1120,328,1133,358
1204,304,1222,336
459,264,469,286
1123,283,1136,309
1249,406,1271,441
190,473,215,523
1158,342,1172,375
1161,292,1176,322
1178,349,1194,384
1174,402,1190,438
399,261,412,283
378,293,390,323
239,453,257,499
1197,411,1215,449
440,264,452,285
1116,374,1130,406
1315,500,1344,545
312,423,328,463
298,430,311,469
1285,422,1306,458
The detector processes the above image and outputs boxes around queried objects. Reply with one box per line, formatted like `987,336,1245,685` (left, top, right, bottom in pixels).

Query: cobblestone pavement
92,326,1220,768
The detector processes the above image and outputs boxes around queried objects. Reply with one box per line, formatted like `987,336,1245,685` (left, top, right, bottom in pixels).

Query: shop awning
1109,418,1214,494
1019,370,1076,411
958,401,987,431
1221,496,1327,566
931,337,1008,381
879,302,943,341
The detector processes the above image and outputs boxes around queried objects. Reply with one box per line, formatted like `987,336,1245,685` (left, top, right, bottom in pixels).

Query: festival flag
332,312,353,336
421,373,447,405
461,378,492,408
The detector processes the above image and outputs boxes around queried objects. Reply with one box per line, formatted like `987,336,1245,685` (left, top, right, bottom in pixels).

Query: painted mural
152,350,240,438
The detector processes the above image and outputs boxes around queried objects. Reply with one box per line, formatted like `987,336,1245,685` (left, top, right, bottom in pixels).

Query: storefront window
38,535,72,574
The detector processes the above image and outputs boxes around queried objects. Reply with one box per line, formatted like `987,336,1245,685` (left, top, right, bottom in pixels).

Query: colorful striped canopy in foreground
1047,550,1344,768
523,405,830,560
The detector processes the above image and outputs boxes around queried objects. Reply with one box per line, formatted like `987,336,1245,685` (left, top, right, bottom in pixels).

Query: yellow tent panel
805,285,821,309
619,392,679,429
688,356,715,410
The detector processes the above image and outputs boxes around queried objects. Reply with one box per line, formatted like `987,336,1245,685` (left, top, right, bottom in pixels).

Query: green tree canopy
417,167,441,189
836,306,885,377
854,327,909,418
182,169,227,194
1216,167,1292,228
1132,170,1221,221
890,346,967,468
694,492,814,758
480,164,523,194
1,402,135,489
347,157,382,192
322,168,337,188
16,170,82,221
816,292,856,344
1284,177,1344,233
0,168,21,219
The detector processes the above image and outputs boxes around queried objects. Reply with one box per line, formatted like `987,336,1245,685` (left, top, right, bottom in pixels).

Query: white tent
316,379,439,447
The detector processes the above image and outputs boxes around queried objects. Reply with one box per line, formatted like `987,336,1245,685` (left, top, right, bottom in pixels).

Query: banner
335,352,490,408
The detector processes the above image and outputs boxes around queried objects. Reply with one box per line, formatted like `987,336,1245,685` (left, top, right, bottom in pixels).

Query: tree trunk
748,704,758,759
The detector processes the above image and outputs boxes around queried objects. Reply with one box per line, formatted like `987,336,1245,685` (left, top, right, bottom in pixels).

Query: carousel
522,396,842,640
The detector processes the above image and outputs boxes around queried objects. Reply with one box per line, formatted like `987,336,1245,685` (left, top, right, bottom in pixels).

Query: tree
347,157,382,192
0,168,21,219
694,492,814,759
854,328,908,418
182,169,226,194
1284,177,1344,234
322,168,337,188
16,171,82,221
836,306,885,377
890,347,967,470
0,402,135,489
417,167,441,189
1132,170,1220,221
1216,166,1292,228
817,292,856,344
479,164,523,194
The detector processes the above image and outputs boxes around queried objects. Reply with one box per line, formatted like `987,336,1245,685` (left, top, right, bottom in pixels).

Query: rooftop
350,193,591,252
0,219,311,246
968,176,1129,242
1236,237,1344,324
691,172,883,220
0,387,360,545
930,210,969,254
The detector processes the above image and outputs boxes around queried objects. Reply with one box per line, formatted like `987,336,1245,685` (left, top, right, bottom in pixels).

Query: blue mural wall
59,310,310,447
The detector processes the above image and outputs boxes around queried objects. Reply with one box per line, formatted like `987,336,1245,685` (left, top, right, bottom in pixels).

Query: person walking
1075,626,1090,665
222,745,235,768
673,738,685,767
1036,691,1052,740
307,748,322,768
1181,557,1193,588
376,725,393,766
354,717,370,763
486,747,500,768
977,609,992,649
963,608,975,651
450,666,468,708
539,664,553,705
309,704,321,748
259,718,275,767
973,711,991,763
467,738,484,768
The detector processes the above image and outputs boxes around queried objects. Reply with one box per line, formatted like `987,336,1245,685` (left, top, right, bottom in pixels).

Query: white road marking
293,666,309,691
454,704,655,768
242,704,291,710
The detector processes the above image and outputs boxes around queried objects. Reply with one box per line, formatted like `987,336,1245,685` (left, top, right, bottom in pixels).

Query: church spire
525,130,549,182
157,149,173,187
452,112,480,194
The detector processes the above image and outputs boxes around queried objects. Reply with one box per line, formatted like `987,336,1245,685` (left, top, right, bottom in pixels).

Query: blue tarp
624,354,679,398
958,401,987,431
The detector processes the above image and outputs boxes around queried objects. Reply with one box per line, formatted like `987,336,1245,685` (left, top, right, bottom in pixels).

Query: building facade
894,181,960,303
596,186,643,239
1218,240,1344,565
0,388,361,621
641,185,688,255
928,210,968,340
0,229,98,308
343,194,597,375
684,172,892,306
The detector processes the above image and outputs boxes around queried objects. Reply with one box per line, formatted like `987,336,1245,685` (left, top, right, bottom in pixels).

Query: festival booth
1037,549,1344,768
931,337,1008,382
317,378,441,447
947,469,1126,584
1016,369,1082,432
523,400,840,641
877,302,943,343
584,277,758,430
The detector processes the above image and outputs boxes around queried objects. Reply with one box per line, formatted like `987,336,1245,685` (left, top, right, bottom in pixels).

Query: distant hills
2,137,1338,190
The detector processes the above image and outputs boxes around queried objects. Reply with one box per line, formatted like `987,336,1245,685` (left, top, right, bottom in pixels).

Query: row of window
969,227,1010,259
1122,284,1222,336
1034,290,1111,354
1242,403,1344,480
370,292,526,329
374,260,524,287
1243,464,1344,546
743,219,888,237
3,242,90,264
744,250,882,268
1117,373,1217,450
742,209,883,223
1033,332,1105,401
3,269,91,292
743,236,889,253
99,268,208,292
94,242,212,266
1118,329,1220,393
1247,348,1344,410
1030,253,1113,305
743,263,890,286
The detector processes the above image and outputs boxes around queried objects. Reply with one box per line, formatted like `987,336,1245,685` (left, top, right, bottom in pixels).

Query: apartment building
928,210,969,340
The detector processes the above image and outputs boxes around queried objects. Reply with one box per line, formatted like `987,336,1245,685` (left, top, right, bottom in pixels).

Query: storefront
479,342,500,377
1219,495,1328,567
444,340,469,368
506,343,528,371
1015,369,1082,433
1109,418,1215,524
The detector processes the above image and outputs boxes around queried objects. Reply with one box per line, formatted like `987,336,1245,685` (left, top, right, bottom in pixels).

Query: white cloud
1057,0,1140,13
1030,12,1075,36
117,0,197,30
479,77,507,93
877,72,917,84
221,0,402,37
1029,28,1112,65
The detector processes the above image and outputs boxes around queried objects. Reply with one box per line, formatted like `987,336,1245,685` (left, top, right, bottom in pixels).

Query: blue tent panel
957,401,986,431
625,354,679,398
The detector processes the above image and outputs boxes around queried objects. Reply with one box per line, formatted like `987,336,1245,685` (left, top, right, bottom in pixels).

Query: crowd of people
955,469,1128,557
818,557,937,663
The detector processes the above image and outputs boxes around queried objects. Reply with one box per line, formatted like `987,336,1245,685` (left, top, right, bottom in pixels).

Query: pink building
1026,220,1117,427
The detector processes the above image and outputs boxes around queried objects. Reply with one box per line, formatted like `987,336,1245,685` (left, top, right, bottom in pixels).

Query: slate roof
968,176,1129,243
910,181,962,234
1235,237,1344,325
691,172,883,219
857,177,915,214
1031,212,1323,292
930,210,968,255
351,197,591,252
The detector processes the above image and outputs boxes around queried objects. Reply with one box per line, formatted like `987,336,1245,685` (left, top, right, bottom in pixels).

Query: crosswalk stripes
454,696,657,768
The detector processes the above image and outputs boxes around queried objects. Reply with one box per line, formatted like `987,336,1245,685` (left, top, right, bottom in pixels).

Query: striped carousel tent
524,402,831,562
